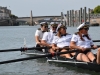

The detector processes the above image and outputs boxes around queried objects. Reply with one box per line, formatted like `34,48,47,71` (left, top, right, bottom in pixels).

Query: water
0,26,100,75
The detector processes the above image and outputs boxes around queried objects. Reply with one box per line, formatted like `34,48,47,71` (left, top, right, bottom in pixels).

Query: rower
41,22,58,48
49,22,59,32
35,22,48,48
70,22,100,64
51,24,72,58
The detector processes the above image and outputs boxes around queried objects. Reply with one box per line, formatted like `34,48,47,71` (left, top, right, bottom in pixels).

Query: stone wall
0,20,9,26
0,19,19,26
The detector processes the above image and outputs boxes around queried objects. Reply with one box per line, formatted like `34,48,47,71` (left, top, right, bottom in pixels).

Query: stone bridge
16,16,61,25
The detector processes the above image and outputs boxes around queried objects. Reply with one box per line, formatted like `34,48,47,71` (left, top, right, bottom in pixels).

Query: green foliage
93,5,100,14
91,11,94,14
10,14,18,19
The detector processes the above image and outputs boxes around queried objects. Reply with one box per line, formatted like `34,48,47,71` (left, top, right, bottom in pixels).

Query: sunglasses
44,26,48,28
83,28,89,31
52,26,57,28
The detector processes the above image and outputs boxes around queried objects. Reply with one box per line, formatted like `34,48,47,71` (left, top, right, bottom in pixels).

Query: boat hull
23,49,100,72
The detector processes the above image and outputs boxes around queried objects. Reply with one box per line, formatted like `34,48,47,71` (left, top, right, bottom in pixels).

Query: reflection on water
0,26,100,75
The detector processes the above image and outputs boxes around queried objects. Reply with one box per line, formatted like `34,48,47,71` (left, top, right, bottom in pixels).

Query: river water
0,26,100,75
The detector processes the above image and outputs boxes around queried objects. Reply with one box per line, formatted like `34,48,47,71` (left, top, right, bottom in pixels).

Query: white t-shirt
52,34,72,48
50,29,52,32
35,30,44,40
42,31,56,44
71,34,94,48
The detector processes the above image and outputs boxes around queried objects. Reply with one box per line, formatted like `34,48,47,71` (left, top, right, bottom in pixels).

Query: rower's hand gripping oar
0,50,79,65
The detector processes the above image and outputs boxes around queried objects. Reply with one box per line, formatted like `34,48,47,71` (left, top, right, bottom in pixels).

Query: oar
93,40,100,42
0,50,78,64
0,44,100,53
97,45,100,47
0,40,100,53
0,47,47,52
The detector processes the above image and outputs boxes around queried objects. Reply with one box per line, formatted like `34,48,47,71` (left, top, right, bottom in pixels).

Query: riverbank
0,19,19,26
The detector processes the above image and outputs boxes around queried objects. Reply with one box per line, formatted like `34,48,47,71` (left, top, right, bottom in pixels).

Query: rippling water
0,26,100,75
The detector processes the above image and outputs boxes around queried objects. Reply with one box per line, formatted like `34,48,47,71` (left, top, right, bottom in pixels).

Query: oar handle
97,45,100,48
93,40,100,42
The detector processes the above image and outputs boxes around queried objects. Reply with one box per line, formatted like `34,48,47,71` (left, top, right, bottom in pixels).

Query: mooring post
78,10,80,25
67,11,69,26
88,8,90,24
70,10,72,26
75,10,77,26
64,14,67,27
84,7,87,23
61,12,63,24
83,9,84,23
80,8,82,24
72,10,74,26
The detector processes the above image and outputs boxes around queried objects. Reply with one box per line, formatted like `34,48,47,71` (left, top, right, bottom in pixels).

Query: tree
10,14,18,19
91,11,94,14
93,5,100,14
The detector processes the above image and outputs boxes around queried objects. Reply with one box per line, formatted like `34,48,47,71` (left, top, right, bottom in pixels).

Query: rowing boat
23,48,100,72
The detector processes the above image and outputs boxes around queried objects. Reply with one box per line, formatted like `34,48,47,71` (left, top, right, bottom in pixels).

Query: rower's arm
90,40,97,49
70,41,80,50
52,44,59,50
35,36,41,44
35,30,41,44
91,45,98,49
70,34,80,50
41,40,51,47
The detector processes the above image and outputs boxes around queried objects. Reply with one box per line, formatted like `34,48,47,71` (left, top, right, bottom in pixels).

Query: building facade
0,6,11,19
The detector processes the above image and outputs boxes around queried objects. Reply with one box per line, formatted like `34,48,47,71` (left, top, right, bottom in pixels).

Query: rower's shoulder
43,32,49,36
66,33,72,36
67,33,71,35
54,35,59,39
38,28,41,30
74,32,79,35
72,32,79,38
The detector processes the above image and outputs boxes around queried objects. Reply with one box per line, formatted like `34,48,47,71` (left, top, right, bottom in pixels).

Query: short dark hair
79,26,89,31
41,22,48,27
58,25,67,31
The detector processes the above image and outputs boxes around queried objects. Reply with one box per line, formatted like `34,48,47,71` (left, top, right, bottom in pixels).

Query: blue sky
0,0,100,17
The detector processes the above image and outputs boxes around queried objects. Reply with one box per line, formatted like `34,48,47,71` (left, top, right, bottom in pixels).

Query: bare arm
35,30,42,44
52,43,60,51
70,41,86,52
70,41,80,50
41,40,51,47
35,36,41,44
91,45,98,49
